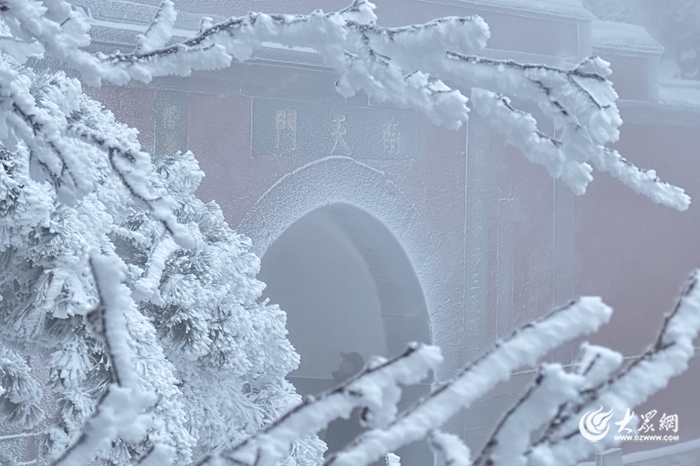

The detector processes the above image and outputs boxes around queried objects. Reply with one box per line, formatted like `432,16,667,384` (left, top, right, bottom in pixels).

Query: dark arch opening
258,203,432,465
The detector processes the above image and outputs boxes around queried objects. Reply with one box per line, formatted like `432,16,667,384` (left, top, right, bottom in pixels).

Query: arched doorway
258,203,432,465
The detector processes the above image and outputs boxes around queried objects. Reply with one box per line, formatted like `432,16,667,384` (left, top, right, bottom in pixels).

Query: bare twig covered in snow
526,270,700,466
458,271,700,466
52,253,162,466
322,298,611,466
200,281,697,466
0,0,690,209
196,343,442,466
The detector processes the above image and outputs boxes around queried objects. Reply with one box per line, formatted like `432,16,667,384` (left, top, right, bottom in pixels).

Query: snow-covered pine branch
0,345,44,429
52,252,163,466
0,0,688,209
0,43,317,464
0,52,192,248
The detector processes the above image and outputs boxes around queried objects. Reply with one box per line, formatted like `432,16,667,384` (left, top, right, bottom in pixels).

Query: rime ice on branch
0,0,689,209
200,282,700,466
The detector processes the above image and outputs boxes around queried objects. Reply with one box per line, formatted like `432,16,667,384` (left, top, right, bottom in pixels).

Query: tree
0,74,325,464
0,0,696,465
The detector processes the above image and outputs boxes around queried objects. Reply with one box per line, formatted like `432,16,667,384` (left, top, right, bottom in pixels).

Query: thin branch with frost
463,271,700,466
525,270,700,466
197,343,443,466
470,364,581,466
0,431,43,441
323,298,611,466
429,430,471,466
136,0,177,54
0,0,691,208
132,235,180,304
443,55,690,211
51,253,158,466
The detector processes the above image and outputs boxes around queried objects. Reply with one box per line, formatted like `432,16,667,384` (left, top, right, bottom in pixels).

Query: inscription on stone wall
330,114,351,156
252,98,418,159
275,109,297,152
382,118,400,156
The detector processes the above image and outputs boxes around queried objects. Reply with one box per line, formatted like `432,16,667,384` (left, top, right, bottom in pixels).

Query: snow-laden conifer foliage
0,70,324,463
0,6,324,463
0,0,696,465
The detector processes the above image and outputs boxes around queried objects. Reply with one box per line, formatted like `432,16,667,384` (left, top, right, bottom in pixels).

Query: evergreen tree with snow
0,67,323,465
122,148,324,463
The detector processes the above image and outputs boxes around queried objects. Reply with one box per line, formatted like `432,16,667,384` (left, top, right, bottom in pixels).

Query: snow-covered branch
197,282,698,466
0,1,697,465
0,345,44,429
197,343,442,466
461,270,700,466
51,253,160,466
0,0,689,208
429,430,471,466
525,270,700,466
66,100,192,247
323,298,611,466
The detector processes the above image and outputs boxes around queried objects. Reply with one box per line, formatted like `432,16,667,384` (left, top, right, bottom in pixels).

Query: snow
3,0,688,209
327,298,612,466
53,253,160,466
430,430,471,466
659,79,700,109
592,21,664,56
224,343,443,466
385,452,402,466
457,0,594,20
135,0,177,54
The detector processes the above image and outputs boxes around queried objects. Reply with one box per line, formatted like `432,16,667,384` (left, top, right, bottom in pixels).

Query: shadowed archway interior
258,203,432,464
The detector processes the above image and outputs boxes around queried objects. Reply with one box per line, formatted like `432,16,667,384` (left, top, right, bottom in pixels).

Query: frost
0,0,687,208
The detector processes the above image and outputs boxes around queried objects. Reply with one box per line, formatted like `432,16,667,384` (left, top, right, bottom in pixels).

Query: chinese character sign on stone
382,118,400,156
155,90,187,156
330,114,351,156
275,109,297,152
162,105,182,154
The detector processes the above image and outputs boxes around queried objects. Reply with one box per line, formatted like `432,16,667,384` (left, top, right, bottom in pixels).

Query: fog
16,0,700,464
